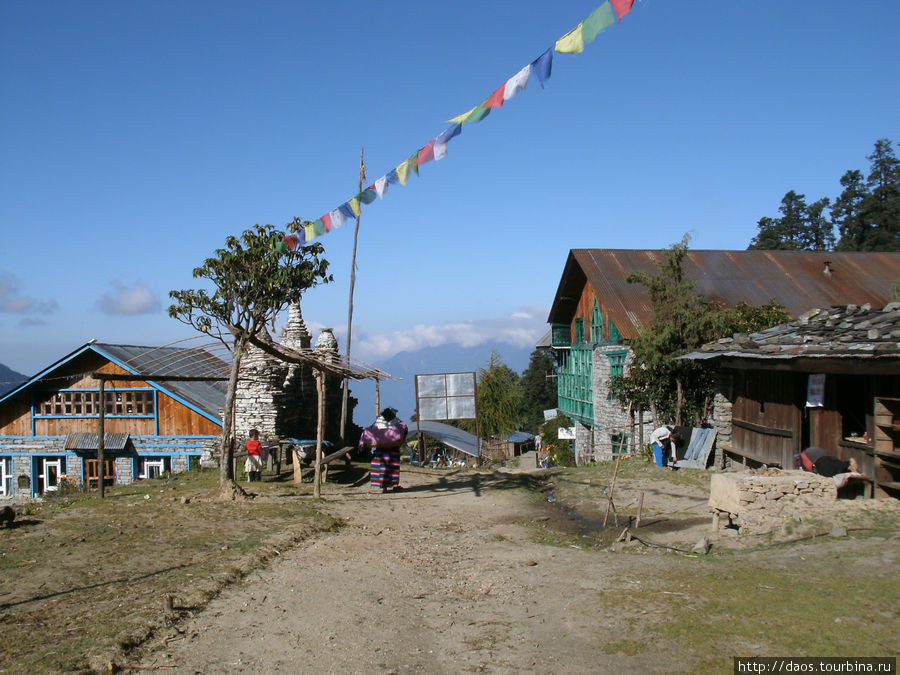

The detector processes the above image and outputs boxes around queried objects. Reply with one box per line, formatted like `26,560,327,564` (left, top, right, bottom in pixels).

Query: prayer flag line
283,0,635,250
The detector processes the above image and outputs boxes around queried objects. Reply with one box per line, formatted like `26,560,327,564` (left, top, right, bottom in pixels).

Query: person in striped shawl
359,407,407,493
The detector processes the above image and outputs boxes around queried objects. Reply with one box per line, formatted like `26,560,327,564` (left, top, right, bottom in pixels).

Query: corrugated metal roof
93,343,228,420
64,432,131,451
548,250,900,339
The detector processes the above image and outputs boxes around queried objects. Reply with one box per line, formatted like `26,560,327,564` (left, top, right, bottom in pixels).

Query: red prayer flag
415,140,435,166
484,83,505,109
610,0,633,20
322,212,332,232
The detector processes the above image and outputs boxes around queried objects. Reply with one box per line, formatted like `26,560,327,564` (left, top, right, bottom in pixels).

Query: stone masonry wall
709,471,836,534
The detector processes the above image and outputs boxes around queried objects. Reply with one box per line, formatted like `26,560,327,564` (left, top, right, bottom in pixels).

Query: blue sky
1,0,898,380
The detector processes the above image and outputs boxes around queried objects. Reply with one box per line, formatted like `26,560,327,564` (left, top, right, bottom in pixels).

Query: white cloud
0,271,59,315
353,305,550,361
97,281,161,315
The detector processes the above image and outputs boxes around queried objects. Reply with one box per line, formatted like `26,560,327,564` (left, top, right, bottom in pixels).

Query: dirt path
134,467,671,674
132,465,900,674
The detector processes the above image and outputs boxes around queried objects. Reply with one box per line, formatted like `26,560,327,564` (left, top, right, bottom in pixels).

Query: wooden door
85,458,116,490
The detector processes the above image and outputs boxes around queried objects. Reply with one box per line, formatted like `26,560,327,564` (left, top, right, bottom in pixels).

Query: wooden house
0,342,226,501
547,249,900,463
682,304,900,498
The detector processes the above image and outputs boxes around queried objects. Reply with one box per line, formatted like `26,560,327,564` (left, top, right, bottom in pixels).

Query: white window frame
139,456,170,479
0,457,12,497
40,457,64,493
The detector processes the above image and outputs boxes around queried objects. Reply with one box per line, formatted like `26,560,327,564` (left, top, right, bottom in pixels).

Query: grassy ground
0,469,339,673
521,458,900,670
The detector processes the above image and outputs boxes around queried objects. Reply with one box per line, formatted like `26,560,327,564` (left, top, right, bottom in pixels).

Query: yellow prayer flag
555,24,585,54
349,197,361,217
396,160,410,186
304,223,316,242
447,106,478,124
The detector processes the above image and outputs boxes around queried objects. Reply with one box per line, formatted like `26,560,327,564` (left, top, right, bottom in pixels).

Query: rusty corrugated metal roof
548,249,900,340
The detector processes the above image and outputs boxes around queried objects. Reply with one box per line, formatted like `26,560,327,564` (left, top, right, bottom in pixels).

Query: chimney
822,260,832,277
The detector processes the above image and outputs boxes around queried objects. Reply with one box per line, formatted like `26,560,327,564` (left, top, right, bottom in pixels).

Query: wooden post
292,445,303,484
313,371,326,498
98,378,106,499
602,454,622,528
375,378,381,416
339,147,367,443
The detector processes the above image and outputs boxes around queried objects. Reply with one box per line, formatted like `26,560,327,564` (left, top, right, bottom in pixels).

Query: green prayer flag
582,2,615,43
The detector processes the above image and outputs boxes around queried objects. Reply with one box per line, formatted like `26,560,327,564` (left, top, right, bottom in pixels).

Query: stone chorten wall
235,303,314,442
233,304,358,445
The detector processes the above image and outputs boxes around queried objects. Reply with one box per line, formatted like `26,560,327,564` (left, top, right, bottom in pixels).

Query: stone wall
0,434,213,504
586,345,655,462
709,471,837,534
708,372,734,470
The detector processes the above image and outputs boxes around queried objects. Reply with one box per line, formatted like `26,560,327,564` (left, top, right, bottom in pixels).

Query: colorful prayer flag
396,160,410,185
374,175,389,198
484,83,505,109
358,188,377,204
555,25,585,54
582,3,615,42
281,1,636,252
338,203,355,220
436,123,462,145
531,48,553,88
416,140,435,166
503,65,530,102
610,0,633,21
449,105,478,124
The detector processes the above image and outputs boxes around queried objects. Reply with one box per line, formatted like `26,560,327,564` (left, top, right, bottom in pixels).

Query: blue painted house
0,341,226,501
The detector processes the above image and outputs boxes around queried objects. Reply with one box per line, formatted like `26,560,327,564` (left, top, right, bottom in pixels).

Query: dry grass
0,469,339,673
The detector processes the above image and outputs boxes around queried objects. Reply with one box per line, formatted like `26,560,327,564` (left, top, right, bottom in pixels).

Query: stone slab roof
682,302,900,368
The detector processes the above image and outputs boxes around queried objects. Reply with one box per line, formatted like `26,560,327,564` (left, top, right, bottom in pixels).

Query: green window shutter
608,318,621,343
590,301,603,343
574,317,585,344
551,323,571,347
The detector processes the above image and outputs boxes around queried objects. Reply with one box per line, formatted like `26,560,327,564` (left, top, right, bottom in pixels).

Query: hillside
0,363,27,397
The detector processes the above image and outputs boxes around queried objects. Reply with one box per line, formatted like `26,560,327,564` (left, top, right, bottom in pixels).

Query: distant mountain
0,363,27,397
350,342,533,424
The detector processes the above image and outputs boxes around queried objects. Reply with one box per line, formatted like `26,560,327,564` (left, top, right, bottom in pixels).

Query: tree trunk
220,336,246,486
675,378,684,427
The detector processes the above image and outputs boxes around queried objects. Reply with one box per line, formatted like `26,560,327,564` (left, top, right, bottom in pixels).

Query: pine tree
518,349,558,434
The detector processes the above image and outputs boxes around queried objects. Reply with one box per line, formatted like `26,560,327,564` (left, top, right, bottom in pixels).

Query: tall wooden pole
314,371,326,498
340,147,367,441
98,378,106,499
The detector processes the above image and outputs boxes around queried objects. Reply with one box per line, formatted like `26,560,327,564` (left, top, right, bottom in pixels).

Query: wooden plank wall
732,370,800,467
0,353,220,438
157,392,221,435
